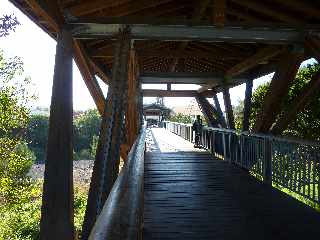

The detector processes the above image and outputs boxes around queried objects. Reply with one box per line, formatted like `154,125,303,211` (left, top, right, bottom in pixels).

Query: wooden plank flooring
143,129,320,240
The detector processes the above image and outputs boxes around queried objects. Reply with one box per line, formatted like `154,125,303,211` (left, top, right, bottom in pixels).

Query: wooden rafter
100,0,174,17
169,0,211,72
230,0,302,24
274,0,320,18
226,45,284,77
68,0,130,16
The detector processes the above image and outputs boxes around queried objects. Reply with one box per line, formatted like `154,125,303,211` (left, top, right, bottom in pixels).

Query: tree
0,14,20,37
249,63,320,140
24,114,49,162
74,109,101,157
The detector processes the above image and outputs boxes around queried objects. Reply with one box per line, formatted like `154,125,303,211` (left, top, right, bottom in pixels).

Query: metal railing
89,124,146,240
164,121,320,205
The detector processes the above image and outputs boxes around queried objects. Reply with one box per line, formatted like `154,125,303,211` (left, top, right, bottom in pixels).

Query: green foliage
74,109,101,153
169,113,193,124
24,115,49,162
250,63,320,140
233,100,244,131
90,135,99,159
0,182,88,240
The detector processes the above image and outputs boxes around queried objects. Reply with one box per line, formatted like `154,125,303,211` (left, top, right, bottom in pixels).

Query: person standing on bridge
192,115,203,148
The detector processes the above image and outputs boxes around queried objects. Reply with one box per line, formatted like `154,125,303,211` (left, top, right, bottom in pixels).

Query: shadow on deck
144,128,320,240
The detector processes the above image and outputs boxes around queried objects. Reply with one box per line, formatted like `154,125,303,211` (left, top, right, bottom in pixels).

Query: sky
0,0,314,113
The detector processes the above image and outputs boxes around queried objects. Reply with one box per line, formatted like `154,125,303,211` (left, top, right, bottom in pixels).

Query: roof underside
9,0,320,88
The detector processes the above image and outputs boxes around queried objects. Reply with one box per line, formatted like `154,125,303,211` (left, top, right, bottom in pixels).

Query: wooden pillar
271,69,320,134
242,79,253,131
213,94,227,128
40,28,74,240
253,53,302,133
81,29,130,240
123,49,141,159
222,86,235,129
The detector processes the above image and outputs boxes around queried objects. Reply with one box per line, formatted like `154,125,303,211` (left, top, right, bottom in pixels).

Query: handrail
89,123,147,240
163,121,320,147
164,121,320,206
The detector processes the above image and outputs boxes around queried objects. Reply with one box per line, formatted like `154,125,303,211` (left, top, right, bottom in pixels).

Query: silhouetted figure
192,115,203,148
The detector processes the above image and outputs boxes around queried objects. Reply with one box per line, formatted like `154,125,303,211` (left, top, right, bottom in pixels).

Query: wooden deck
144,128,320,240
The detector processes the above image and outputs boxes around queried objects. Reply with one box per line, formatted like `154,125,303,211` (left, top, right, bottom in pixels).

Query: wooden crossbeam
226,46,284,77
143,89,216,98
71,23,318,44
230,0,302,24
253,52,303,133
271,69,320,134
213,0,226,27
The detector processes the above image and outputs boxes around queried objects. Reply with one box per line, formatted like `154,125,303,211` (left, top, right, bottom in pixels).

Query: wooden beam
195,94,220,127
25,0,59,31
40,28,74,240
169,0,211,72
230,0,302,24
270,69,320,134
213,0,226,27
88,58,111,84
226,46,284,77
253,52,303,133
124,50,141,159
242,79,253,131
222,86,235,129
73,40,105,115
213,94,227,128
82,30,131,240
71,23,317,44
143,89,216,98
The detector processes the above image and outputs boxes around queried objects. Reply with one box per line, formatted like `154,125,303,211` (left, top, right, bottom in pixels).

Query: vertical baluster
264,137,272,185
307,149,311,200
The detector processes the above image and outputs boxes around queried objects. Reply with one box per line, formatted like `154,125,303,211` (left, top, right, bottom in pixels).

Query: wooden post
40,28,74,240
263,137,272,185
242,79,253,131
82,29,131,240
253,52,302,133
213,94,227,128
222,86,235,129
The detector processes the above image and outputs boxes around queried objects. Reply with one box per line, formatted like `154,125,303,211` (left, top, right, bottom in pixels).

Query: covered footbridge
9,0,320,239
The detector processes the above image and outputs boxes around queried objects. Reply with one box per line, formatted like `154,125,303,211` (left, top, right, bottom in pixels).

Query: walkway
144,128,320,240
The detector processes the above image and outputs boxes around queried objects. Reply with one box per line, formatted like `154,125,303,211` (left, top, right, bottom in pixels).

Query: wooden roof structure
9,0,320,98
